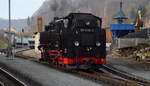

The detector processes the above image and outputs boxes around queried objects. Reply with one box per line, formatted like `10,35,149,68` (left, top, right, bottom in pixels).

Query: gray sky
0,0,45,19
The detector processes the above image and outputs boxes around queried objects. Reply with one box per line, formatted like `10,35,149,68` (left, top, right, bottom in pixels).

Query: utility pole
12,32,15,59
21,28,24,47
8,0,12,58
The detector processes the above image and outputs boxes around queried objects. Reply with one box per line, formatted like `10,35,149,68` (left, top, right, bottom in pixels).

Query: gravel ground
113,65,150,80
18,49,150,83
17,49,41,59
107,56,150,80
0,55,105,86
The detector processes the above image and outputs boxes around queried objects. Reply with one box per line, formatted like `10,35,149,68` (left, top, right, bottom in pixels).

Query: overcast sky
0,0,45,19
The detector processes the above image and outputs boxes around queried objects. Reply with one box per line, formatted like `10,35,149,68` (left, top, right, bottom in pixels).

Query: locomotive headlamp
97,20,100,27
96,42,101,47
64,48,67,53
55,44,59,47
86,21,90,26
74,41,79,46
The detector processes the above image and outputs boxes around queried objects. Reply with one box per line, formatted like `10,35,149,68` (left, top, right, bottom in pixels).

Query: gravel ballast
0,55,105,86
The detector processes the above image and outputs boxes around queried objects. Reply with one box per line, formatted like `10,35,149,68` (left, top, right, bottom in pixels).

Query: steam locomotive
38,13,106,69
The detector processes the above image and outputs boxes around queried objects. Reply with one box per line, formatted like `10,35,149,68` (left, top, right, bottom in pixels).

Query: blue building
110,24,135,39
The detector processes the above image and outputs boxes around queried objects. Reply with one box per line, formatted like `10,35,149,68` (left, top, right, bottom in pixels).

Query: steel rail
75,70,141,86
34,61,141,86
0,68,27,86
0,81,4,86
102,64,150,86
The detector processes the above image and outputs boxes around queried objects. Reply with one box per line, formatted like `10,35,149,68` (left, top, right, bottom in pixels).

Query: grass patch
0,43,8,49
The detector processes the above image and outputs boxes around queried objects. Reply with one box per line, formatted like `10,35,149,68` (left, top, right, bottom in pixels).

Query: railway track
33,61,142,86
0,81,4,86
72,69,141,86
15,48,31,53
0,68,27,86
15,49,150,86
34,62,150,86
40,64,150,85
102,64,150,86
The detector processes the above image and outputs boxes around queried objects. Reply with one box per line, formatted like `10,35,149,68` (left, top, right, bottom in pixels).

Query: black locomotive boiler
38,13,106,69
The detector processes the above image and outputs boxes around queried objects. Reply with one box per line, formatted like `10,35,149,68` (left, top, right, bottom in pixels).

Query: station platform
0,55,104,86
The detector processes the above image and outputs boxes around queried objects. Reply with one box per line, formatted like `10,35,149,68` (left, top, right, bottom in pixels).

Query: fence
111,38,150,49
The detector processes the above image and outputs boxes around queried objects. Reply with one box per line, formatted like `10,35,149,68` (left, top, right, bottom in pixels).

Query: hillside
30,0,150,29
0,18,28,32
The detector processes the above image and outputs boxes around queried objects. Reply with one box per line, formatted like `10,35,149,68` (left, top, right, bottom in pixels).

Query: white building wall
35,33,40,52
